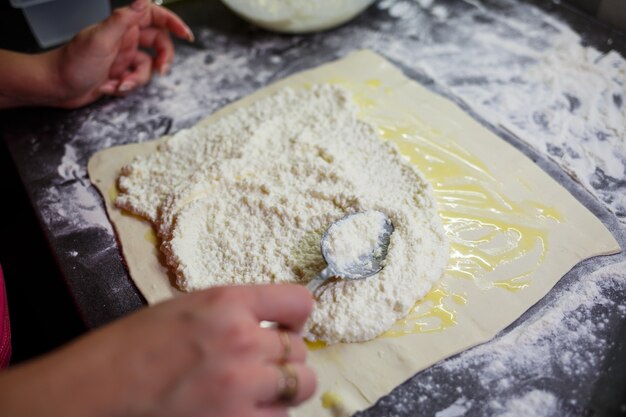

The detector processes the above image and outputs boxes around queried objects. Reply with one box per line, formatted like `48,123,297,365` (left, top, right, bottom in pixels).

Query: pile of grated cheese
116,84,448,343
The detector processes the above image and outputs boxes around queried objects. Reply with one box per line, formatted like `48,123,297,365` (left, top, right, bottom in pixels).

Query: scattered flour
415,0,434,8
116,85,449,343
434,397,470,417
376,2,626,222
367,260,626,416
491,390,558,417
431,5,448,21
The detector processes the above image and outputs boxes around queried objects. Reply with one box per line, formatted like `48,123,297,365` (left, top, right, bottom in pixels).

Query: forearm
0,357,73,416
0,319,176,417
0,49,63,109
0,335,124,417
0,351,95,417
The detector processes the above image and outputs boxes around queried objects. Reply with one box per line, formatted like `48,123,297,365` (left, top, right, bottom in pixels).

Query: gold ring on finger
276,363,298,404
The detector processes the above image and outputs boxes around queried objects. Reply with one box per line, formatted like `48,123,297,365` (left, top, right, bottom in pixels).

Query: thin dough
115,85,449,344
88,51,620,417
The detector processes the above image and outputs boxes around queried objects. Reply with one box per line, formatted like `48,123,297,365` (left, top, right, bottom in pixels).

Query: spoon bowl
306,211,394,292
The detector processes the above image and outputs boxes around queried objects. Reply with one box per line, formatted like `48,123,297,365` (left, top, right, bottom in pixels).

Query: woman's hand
0,0,192,109
0,285,316,417
52,0,192,108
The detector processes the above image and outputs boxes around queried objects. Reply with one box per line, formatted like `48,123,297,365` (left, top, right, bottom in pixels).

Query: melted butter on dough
116,85,449,343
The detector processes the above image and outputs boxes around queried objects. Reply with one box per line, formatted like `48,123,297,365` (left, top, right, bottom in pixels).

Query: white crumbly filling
323,211,388,273
116,85,449,343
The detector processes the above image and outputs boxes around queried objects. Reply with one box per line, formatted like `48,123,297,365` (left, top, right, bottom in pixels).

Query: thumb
92,0,149,52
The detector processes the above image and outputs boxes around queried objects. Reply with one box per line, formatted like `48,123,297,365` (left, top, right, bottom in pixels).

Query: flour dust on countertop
51,0,625,237
359,260,626,417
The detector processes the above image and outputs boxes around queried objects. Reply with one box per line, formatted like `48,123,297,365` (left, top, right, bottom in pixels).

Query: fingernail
186,26,195,42
99,80,118,94
118,81,135,92
100,85,116,94
131,0,149,12
160,63,170,75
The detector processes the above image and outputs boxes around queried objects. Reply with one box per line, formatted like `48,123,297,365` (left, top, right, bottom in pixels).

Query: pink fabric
0,265,11,368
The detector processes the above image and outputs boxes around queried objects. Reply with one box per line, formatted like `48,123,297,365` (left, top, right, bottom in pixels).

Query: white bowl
220,0,376,33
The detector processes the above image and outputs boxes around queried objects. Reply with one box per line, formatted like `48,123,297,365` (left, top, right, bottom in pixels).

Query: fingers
99,79,120,95
139,27,174,74
260,329,307,364
254,410,289,417
103,1,191,93
156,287,316,416
117,51,153,93
197,285,314,332
99,0,190,59
254,364,317,406
96,0,191,97
109,25,140,79
196,362,316,410
130,0,150,13
237,285,314,332
101,51,152,96
142,3,194,41
93,2,146,52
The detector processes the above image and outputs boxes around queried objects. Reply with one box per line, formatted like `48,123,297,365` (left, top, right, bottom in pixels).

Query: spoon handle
306,267,334,293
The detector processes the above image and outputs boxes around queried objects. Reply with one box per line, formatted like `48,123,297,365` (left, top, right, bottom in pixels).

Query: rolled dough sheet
88,50,620,417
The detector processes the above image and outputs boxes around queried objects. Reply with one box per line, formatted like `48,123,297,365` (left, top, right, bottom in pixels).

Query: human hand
51,0,193,108
0,285,316,417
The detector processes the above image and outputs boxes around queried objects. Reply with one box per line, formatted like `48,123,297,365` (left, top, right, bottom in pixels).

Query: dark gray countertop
1,0,625,415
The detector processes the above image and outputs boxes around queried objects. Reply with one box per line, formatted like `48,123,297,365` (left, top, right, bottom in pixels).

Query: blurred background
1,0,625,53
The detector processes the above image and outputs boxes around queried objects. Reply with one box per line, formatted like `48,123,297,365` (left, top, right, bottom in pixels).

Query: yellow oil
306,340,328,350
365,79,382,88
108,184,118,201
321,391,343,409
110,78,563,346
144,229,159,245
328,78,381,114
310,79,563,342
383,287,462,336
452,293,468,305
380,126,560,280
376,123,561,337
493,277,529,291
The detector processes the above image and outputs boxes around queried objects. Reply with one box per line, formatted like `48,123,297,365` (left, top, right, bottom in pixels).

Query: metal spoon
306,211,394,293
